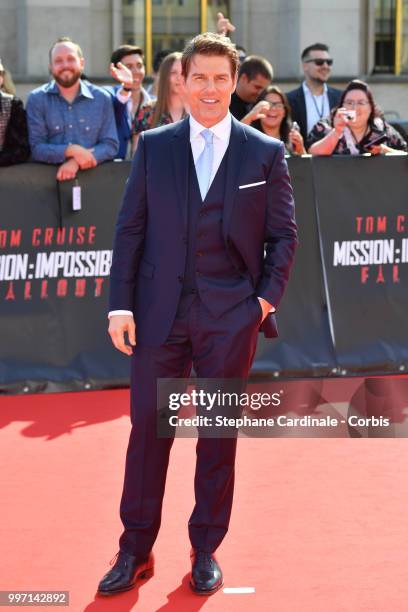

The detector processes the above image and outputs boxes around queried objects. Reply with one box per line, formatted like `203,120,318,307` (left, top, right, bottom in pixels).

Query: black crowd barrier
0,157,407,394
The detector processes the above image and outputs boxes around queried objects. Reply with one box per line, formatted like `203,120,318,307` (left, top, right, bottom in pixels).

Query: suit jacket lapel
171,116,190,230
222,116,248,240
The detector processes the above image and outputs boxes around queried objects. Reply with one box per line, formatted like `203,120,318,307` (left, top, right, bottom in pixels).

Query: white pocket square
238,180,266,190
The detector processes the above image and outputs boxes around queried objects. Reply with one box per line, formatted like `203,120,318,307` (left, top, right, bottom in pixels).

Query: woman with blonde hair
1,66,16,95
132,51,187,151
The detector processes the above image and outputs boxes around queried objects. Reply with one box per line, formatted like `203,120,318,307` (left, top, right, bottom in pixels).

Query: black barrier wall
0,159,407,393
0,163,130,393
253,157,337,377
312,156,408,374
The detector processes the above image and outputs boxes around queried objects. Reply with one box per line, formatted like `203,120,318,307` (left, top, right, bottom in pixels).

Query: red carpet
1,383,408,611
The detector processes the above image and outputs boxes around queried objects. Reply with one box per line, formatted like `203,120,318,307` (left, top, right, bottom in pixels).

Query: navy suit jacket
105,85,131,159
109,115,298,346
286,85,342,142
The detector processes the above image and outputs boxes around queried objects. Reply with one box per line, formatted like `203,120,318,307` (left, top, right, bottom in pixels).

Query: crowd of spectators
1,11,407,179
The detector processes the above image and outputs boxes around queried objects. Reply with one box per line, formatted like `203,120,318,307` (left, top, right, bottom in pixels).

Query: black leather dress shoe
97,550,154,596
190,550,224,595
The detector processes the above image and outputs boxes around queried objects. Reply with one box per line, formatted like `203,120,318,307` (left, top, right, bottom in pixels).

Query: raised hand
109,61,133,89
241,101,270,125
216,12,236,36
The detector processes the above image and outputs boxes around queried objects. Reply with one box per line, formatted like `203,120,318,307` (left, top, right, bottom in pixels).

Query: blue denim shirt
26,80,119,164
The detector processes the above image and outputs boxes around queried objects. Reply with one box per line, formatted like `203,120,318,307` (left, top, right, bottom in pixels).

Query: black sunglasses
305,58,333,66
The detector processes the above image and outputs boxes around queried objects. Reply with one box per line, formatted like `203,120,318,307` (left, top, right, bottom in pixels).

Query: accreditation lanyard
310,91,326,121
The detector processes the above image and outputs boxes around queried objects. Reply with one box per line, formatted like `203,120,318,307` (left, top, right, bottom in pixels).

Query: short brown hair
238,55,273,82
181,32,239,79
111,45,144,66
49,37,83,62
301,43,329,61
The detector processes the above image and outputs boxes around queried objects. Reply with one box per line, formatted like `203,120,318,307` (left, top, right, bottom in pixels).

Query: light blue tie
195,128,214,200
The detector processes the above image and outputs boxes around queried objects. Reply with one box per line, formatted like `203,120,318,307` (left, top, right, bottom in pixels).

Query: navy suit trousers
118,293,263,556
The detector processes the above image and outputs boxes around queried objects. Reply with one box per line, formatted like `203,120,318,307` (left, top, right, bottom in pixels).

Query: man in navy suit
98,33,297,597
286,43,342,143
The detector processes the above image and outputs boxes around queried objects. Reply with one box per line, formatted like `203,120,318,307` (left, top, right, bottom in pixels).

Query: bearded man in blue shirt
26,37,119,181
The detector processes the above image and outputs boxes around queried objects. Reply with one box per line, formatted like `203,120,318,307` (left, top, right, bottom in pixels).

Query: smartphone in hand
363,134,388,151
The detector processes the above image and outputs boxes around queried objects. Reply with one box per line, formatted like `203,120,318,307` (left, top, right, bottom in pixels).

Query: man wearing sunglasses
286,43,342,142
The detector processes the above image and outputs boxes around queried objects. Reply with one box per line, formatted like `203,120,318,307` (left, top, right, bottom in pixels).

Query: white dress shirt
302,81,330,136
189,111,231,188
108,111,274,318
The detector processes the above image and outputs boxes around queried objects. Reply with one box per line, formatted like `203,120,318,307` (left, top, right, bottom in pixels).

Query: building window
151,0,200,58
374,0,408,74
123,0,145,48
122,0,230,72
374,0,395,73
400,0,408,72
206,0,229,33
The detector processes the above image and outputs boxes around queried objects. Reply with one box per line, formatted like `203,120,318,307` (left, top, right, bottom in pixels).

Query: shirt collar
302,80,328,97
189,112,232,142
46,79,94,100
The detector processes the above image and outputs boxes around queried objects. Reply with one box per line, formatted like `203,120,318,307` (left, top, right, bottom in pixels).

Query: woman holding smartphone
307,80,406,156
241,85,306,155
